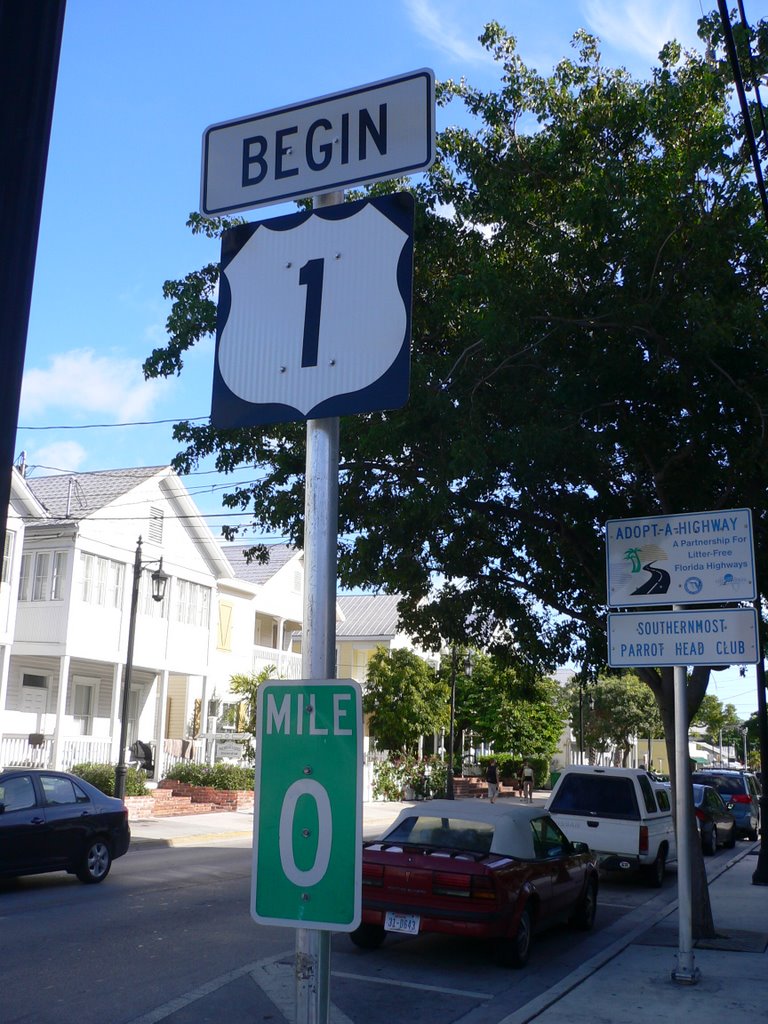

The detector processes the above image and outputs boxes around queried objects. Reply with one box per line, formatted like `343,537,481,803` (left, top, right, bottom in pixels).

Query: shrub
71,762,148,797
163,762,255,791
372,754,448,800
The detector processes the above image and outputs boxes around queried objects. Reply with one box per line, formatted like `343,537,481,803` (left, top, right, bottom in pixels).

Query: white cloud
583,0,701,62
404,0,494,65
27,440,89,474
20,348,173,422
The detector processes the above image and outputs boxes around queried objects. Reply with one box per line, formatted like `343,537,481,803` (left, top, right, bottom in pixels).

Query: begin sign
252,679,362,931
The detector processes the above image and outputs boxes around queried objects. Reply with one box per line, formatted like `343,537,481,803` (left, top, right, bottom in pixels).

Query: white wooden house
0,467,256,776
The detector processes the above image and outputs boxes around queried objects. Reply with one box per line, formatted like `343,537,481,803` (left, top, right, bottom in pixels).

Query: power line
17,415,210,430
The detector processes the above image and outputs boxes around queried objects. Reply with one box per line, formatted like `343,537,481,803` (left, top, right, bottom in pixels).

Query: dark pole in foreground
0,2,65,541
752,654,768,885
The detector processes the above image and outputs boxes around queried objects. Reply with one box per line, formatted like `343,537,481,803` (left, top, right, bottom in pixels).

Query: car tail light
362,862,384,887
694,809,705,822
639,825,649,854
432,872,496,900
433,872,472,897
729,794,751,804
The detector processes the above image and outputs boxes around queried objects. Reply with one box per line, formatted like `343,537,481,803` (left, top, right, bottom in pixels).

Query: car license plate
384,911,420,935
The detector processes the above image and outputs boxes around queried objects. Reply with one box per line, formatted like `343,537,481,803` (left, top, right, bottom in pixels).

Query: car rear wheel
76,838,112,884
498,906,532,968
703,825,717,856
349,923,386,950
570,878,597,931
644,847,666,888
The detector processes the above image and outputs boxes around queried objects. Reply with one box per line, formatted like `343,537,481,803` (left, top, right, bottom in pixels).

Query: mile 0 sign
210,192,414,427
252,679,362,931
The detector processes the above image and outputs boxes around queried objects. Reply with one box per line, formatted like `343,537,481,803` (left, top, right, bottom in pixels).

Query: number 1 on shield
299,258,324,367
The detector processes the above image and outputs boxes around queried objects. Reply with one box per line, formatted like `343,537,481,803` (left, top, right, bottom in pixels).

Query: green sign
252,678,362,930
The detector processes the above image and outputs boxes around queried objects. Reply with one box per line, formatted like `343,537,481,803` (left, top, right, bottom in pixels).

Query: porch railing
252,645,302,679
0,734,114,772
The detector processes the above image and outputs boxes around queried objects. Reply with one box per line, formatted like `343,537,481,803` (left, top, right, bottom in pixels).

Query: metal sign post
671,636,699,984
296,191,343,1024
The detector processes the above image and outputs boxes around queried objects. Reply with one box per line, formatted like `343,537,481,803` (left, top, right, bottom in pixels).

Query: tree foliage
363,647,449,753
691,692,742,744
567,674,663,765
453,652,568,761
144,14,768,935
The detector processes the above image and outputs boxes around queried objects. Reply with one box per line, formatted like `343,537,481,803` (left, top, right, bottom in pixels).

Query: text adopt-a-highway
605,508,756,608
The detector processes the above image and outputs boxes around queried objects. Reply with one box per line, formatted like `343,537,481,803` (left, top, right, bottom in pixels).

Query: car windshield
383,814,494,854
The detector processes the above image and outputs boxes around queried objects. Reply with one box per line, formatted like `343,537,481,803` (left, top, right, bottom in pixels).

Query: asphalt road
0,839,737,1024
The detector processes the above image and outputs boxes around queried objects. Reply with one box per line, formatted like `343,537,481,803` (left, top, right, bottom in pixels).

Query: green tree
364,646,449,754
568,674,663,766
455,652,567,762
144,15,768,934
691,693,742,746
228,665,276,762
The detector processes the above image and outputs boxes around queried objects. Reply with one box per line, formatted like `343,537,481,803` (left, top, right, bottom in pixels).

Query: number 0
278,778,333,886
299,258,324,367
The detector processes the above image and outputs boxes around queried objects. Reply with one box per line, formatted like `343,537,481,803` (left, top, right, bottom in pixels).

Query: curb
495,841,760,1024
131,830,253,849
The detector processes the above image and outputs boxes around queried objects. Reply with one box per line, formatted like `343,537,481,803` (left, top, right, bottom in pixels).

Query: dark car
691,770,762,841
0,768,130,884
693,784,736,855
350,799,599,968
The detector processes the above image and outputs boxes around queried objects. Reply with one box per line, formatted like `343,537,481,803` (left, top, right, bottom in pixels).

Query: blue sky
17,0,766,718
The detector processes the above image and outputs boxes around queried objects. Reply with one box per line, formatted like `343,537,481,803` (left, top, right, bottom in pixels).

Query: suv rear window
549,774,640,820
693,774,743,796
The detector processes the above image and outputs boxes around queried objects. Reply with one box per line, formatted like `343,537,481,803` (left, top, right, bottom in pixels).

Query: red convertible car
350,799,598,967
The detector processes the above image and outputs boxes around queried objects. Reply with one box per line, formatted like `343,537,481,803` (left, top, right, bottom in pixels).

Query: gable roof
224,543,299,585
26,467,165,521
336,594,402,640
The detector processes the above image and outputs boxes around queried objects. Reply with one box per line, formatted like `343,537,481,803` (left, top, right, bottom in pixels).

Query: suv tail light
694,809,705,822
729,794,751,804
639,825,649,854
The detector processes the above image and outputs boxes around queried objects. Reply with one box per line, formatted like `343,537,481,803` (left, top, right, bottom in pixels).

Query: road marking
122,960,262,1024
332,970,492,1000
121,951,354,1024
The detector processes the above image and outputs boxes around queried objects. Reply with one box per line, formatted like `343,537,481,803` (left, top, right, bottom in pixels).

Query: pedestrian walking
486,759,500,803
521,760,534,803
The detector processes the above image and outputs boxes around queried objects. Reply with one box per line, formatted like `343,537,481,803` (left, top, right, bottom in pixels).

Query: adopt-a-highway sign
252,679,362,930
605,508,755,607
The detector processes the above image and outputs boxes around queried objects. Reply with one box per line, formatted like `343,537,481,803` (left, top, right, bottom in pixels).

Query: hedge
71,762,148,797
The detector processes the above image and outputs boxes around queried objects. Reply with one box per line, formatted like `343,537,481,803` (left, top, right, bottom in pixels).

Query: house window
22,673,47,689
18,551,68,602
217,601,233,650
80,552,124,608
1,531,13,584
18,553,29,600
148,507,164,545
51,552,68,600
72,682,95,736
32,552,50,601
175,579,210,628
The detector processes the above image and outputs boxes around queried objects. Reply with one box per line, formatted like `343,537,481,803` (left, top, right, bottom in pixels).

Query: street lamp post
114,537,168,802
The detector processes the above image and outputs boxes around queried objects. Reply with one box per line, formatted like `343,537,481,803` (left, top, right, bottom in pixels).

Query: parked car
350,799,599,968
690,770,762,841
0,768,130,884
692,784,736,854
545,766,675,886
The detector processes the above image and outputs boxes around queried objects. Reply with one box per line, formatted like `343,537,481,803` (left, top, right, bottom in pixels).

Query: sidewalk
129,798,768,1023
